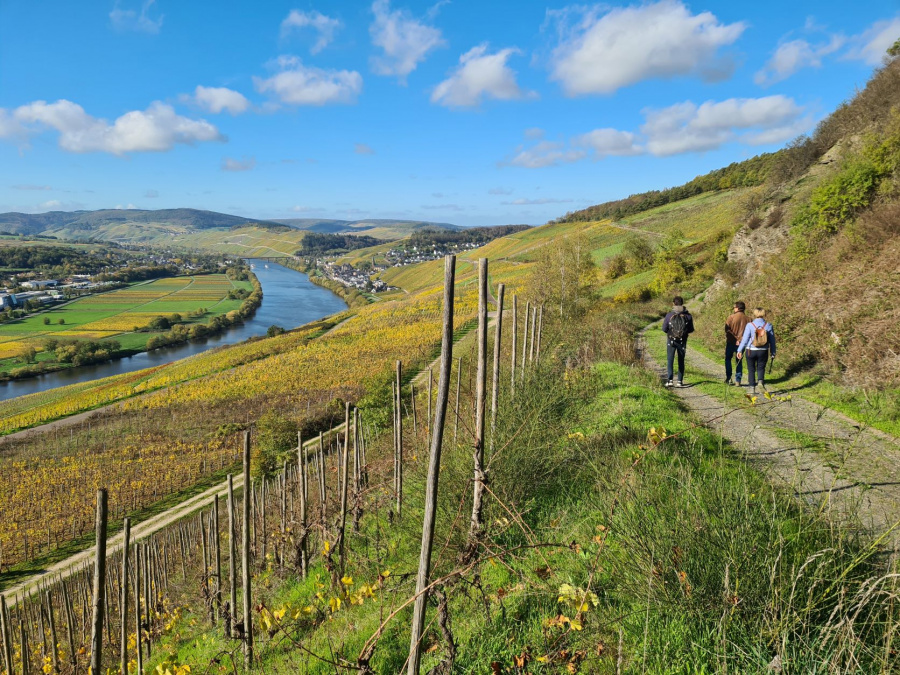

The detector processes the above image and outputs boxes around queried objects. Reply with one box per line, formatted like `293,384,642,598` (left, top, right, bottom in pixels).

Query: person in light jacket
737,308,776,394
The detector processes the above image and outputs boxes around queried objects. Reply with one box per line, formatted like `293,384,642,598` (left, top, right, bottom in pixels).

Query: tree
528,233,597,319
43,316,51,325
253,411,298,478
888,38,900,60
266,325,286,338
622,235,655,270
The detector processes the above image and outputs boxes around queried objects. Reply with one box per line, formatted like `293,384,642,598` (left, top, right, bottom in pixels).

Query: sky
1,1,898,227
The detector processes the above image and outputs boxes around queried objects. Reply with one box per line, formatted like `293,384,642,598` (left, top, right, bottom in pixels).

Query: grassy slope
145,307,889,674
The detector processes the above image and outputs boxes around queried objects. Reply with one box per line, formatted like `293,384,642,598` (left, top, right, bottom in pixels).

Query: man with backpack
724,301,750,386
662,296,694,387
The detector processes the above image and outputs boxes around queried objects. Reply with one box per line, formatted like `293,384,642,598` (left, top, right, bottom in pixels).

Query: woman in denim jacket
737,308,776,394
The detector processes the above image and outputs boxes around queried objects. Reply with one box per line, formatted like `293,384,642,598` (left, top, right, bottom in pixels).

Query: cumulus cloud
845,17,900,65
431,44,530,108
502,95,808,167
641,96,805,155
504,140,587,168
573,128,642,156
221,156,256,172
254,56,362,105
0,99,223,155
191,86,250,115
109,0,163,34
549,0,745,96
754,36,844,85
38,200,62,210
370,0,445,82
354,143,375,155
281,9,342,54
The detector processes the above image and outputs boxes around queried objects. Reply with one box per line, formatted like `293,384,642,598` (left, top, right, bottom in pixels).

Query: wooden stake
427,368,433,451
521,301,530,382
529,304,537,363
297,433,308,578
511,294,517,395
468,258,489,545
408,254,456,674
0,596,12,675
46,590,59,674
89,488,108,675
120,518,131,675
213,497,222,623
395,360,403,519
242,430,253,671
338,402,351,573
537,304,544,361
453,357,462,448
490,283,505,454
227,474,237,637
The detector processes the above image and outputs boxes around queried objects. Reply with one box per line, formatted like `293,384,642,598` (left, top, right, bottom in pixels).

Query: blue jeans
725,343,743,382
667,340,686,382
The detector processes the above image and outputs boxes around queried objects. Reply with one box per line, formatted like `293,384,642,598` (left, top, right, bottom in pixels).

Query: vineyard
0,284,477,571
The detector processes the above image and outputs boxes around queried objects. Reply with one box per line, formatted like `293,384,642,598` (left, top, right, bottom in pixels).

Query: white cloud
642,96,805,155
4,99,223,155
254,56,362,105
573,128,642,156
370,0,445,82
431,44,530,108
354,143,375,155
192,86,250,115
754,36,844,85
502,198,573,205
846,17,900,65
504,140,587,168
109,0,163,34
549,0,745,96
114,203,138,210
221,156,256,172
38,200,62,210
502,95,808,167
281,9,342,54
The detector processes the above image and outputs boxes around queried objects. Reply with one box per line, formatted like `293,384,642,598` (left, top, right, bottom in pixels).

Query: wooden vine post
468,258,489,546
511,294,517,395
227,473,237,636
453,357,462,448
120,517,131,675
408,254,456,674
89,488,108,675
338,402,351,573
395,360,403,519
490,283,505,453
241,431,253,671
297,433,308,578
0,596,11,675
521,301,530,382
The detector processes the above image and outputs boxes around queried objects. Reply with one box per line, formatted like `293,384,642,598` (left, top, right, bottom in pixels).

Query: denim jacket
738,319,776,356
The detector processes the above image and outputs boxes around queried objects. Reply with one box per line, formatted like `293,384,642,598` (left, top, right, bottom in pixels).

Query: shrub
622,235,655,270
43,316,50,325
57,318,65,325
253,410,298,479
603,254,628,280
652,258,687,294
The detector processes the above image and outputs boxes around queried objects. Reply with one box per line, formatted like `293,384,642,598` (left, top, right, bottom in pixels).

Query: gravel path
641,326,900,550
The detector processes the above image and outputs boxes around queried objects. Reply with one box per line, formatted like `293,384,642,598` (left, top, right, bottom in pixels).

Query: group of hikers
662,297,776,394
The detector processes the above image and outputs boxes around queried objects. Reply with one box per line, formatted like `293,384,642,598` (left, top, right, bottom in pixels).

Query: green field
0,274,249,367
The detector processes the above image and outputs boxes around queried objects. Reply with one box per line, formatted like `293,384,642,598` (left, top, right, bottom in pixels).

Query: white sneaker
665,380,674,387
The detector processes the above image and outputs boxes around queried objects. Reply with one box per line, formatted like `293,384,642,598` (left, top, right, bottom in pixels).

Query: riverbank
0,261,347,403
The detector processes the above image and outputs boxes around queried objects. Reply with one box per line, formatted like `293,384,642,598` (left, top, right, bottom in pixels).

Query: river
0,260,347,401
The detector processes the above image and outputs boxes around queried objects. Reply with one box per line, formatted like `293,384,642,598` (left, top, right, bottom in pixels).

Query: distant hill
0,209,462,243
0,208,285,238
273,218,461,235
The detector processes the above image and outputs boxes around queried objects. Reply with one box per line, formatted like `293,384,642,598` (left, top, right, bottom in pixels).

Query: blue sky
1,1,898,227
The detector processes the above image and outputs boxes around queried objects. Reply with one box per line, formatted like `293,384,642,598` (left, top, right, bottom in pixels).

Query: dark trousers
667,340,686,382
746,349,769,387
725,343,743,382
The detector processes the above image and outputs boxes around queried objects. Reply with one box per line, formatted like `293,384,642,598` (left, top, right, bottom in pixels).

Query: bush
57,318,65,325
253,410,298,478
652,258,687,294
622,235,655,271
43,316,50,325
603,254,628,280
266,325,286,338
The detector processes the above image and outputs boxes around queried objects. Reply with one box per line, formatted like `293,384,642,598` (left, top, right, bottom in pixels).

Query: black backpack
669,312,689,341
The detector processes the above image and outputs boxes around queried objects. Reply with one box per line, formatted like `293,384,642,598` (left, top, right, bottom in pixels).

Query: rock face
726,212,791,276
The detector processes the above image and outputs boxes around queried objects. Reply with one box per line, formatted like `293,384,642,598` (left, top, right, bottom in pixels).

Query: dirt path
641,326,900,550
